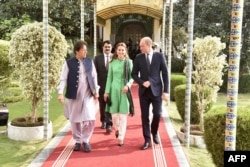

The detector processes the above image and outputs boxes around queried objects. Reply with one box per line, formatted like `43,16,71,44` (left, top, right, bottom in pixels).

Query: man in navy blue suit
131,37,169,150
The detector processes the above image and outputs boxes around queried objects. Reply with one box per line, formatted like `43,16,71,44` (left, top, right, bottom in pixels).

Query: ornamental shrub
183,35,228,131
204,106,250,167
8,22,67,121
174,84,213,124
0,40,13,88
170,73,186,101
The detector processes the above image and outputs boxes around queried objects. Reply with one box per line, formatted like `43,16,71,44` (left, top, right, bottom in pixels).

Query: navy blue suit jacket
131,52,169,97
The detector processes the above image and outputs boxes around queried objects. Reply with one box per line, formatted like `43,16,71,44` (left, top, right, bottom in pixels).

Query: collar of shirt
147,50,153,62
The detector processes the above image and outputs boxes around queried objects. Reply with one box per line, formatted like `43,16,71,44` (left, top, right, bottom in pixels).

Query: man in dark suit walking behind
131,37,169,150
94,40,113,133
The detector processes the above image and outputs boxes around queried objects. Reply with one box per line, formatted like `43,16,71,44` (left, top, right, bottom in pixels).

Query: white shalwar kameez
58,60,99,144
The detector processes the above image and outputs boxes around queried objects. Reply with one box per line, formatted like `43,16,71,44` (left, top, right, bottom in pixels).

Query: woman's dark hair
111,42,129,61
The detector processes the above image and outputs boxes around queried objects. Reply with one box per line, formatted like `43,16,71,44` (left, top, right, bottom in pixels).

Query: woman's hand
103,93,109,102
122,85,129,94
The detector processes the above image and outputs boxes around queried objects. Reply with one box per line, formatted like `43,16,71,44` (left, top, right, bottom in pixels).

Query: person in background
131,43,141,62
57,40,100,152
152,42,159,52
94,40,113,133
104,42,134,147
131,37,169,150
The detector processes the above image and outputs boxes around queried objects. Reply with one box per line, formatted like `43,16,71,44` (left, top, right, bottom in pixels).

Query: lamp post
184,0,195,148
42,0,49,140
81,0,85,41
167,0,173,106
224,0,244,151
161,1,167,56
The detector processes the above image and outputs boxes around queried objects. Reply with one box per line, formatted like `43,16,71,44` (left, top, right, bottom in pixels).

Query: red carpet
42,84,180,167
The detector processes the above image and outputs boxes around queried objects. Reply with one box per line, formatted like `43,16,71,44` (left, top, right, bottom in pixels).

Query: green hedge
170,74,186,101
0,40,13,88
238,74,250,93
174,84,213,124
220,73,250,93
171,57,185,73
0,82,23,103
204,106,250,167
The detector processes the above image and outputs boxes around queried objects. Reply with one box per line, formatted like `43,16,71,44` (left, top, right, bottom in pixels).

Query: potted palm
7,22,67,141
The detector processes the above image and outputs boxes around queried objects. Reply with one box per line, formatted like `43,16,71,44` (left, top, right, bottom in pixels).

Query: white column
103,19,111,40
42,0,49,140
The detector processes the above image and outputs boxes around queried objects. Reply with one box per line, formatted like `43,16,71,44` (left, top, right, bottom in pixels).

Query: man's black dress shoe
73,143,81,151
101,122,106,129
106,125,112,133
153,135,159,144
141,142,150,150
83,142,91,152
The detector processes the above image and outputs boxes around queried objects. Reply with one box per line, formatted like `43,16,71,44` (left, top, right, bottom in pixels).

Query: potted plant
177,36,228,147
189,35,228,132
7,22,67,141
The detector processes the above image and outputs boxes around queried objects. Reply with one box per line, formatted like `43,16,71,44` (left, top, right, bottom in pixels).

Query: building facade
95,0,166,50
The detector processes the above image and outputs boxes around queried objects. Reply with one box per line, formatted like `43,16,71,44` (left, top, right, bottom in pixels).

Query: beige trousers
112,113,128,141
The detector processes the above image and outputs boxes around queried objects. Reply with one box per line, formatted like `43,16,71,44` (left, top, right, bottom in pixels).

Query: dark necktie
146,54,150,71
106,55,109,70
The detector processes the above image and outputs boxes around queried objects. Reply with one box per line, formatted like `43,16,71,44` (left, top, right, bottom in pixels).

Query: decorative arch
96,0,164,22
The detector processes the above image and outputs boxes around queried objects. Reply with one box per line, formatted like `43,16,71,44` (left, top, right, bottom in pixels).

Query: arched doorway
111,14,153,50
116,22,146,51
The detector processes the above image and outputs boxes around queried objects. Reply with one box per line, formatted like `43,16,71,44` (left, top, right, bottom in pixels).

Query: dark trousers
139,88,162,143
98,95,113,126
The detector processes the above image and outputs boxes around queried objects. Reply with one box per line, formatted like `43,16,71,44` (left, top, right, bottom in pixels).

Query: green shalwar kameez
105,58,133,113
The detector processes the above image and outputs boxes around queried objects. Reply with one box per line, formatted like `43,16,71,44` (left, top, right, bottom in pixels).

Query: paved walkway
28,101,190,167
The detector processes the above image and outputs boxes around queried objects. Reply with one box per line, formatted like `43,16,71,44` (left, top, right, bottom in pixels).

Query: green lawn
0,92,249,166
0,91,67,167
167,93,250,167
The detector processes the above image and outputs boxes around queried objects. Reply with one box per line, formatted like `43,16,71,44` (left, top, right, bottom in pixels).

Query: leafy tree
170,0,250,74
8,22,67,122
183,36,228,131
0,0,94,40
0,0,42,21
0,14,32,40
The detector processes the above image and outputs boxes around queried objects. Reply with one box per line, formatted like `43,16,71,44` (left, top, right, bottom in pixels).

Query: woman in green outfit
104,42,134,146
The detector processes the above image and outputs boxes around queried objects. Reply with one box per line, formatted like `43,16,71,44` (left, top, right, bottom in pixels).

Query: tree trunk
199,111,204,132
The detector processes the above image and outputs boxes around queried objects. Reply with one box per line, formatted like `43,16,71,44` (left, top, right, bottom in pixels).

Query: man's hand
58,94,64,103
162,93,169,101
143,81,151,88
